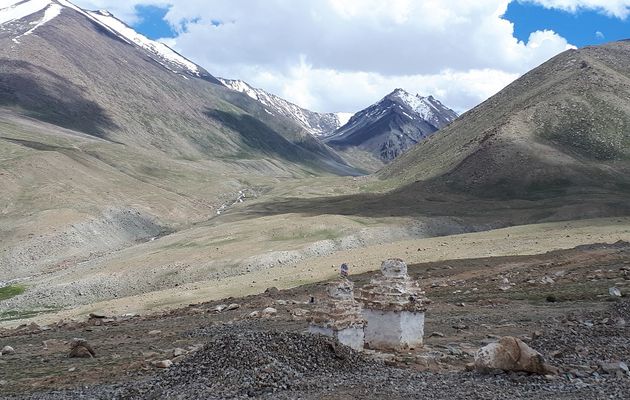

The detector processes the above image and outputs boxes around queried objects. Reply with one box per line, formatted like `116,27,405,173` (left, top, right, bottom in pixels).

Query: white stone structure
357,259,429,351
308,278,366,351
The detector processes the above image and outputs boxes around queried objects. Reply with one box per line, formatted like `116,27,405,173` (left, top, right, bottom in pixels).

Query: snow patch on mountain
0,0,51,25
222,79,259,101
10,2,62,43
388,89,455,128
219,78,350,137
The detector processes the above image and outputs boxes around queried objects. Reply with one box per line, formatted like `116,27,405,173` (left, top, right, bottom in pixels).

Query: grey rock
262,307,278,316
213,304,228,313
172,348,186,357
609,287,622,297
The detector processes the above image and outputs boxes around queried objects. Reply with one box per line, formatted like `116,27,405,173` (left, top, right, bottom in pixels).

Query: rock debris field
1,242,629,399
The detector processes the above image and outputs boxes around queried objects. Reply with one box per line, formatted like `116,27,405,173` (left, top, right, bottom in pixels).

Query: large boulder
474,336,550,374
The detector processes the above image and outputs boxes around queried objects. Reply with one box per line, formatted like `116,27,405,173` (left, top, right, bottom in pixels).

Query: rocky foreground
3,305,629,400
1,243,629,399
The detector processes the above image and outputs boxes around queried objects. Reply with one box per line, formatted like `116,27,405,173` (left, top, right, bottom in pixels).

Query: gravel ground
1,243,629,399
4,301,628,400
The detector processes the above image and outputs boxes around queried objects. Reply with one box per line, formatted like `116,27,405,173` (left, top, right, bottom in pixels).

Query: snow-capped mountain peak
1,0,213,80
325,88,458,164
389,88,429,113
385,88,456,128
219,78,350,137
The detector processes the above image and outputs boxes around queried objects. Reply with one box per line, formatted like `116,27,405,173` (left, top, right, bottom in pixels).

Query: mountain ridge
325,88,458,164
218,78,352,137
1,0,221,83
0,0,362,281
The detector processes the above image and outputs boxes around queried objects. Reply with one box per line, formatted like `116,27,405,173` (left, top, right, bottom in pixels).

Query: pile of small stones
123,328,370,398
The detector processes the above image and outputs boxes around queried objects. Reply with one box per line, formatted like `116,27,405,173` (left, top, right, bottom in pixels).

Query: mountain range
2,0,630,328
261,40,630,220
218,80,458,170
381,41,630,202
0,0,357,173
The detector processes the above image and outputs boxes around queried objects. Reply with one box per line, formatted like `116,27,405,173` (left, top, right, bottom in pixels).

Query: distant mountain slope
219,78,352,137
0,0,356,175
0,0,362,280
381,41,630,202
243,41,630,225
325,89,458,163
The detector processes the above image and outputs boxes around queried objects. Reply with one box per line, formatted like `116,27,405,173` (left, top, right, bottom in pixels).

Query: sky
72,0,630,114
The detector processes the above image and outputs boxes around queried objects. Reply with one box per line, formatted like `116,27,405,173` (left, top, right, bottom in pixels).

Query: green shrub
0,284,25,301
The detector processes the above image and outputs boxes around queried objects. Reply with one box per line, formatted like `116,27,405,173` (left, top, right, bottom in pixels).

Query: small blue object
340,263,349,277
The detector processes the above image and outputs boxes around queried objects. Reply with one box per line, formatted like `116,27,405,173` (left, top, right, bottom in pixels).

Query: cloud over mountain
71,0,625,113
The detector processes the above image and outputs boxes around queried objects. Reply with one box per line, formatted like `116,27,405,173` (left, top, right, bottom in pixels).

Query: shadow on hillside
0,60,117,139
204,109,364,176
238,180,630,224
204,109,315,163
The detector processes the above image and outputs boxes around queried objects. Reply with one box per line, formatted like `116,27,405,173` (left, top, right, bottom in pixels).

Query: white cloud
217,60,520,114
595,30,605,39
159,0,572,76
524,0,630,19
71,0,578,113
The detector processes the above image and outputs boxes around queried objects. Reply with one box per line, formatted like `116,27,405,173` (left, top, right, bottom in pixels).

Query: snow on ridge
390,89,430,118
12,3,61,42
85,9,200,75
219,79,259,100
343,88,456,131
386,88,452,123
0,0,26,8
0,0,52,25
220,78,348,137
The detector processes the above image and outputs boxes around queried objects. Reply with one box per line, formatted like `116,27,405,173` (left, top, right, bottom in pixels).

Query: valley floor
0,241,629,399
2,216,629,327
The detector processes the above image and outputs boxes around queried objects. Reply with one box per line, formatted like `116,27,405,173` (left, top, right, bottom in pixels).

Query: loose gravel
5,302,629,400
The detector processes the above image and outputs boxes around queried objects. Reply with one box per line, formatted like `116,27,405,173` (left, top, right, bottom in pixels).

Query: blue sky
132,5,175,39
505,2,629,47
133,2,630,48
